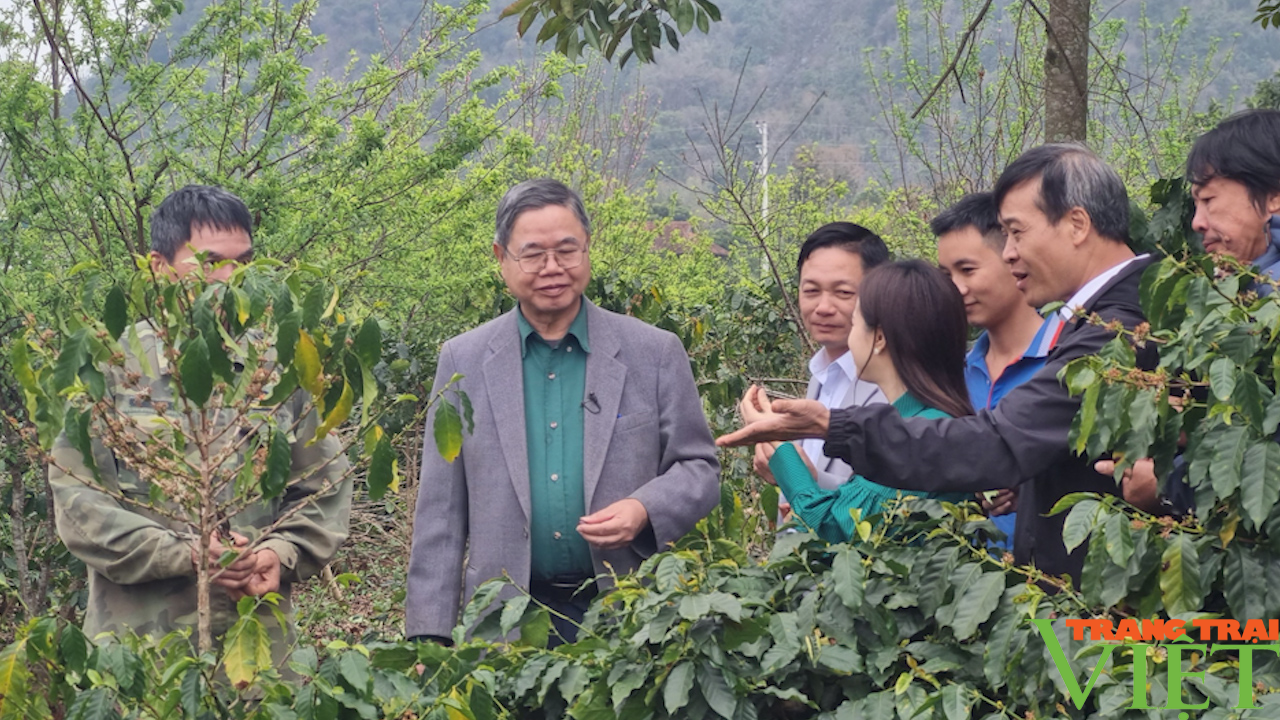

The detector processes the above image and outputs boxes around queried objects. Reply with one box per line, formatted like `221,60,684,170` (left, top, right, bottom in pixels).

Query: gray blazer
802,370,885,490
406,300,720,638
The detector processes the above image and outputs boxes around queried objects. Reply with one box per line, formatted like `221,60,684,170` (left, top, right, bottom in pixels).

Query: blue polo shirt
965,314,1065,551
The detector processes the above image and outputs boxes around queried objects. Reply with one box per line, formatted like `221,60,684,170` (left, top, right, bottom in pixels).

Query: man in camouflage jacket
49,186,351,651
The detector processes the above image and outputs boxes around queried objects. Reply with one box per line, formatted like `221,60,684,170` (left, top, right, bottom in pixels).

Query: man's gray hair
993,143,1130,244
494,178,592,249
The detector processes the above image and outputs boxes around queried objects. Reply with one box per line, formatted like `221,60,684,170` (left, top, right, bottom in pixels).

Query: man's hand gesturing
716,385,831,447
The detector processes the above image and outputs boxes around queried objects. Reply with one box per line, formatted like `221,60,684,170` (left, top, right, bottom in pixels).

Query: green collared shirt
517,301,594,581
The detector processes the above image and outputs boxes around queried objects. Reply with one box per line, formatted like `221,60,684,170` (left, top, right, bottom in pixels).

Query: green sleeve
769,443,855,543
49,433,195,585
259,399,353,584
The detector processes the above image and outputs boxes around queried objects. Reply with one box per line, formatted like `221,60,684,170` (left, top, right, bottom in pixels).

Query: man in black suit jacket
718,144,1151,582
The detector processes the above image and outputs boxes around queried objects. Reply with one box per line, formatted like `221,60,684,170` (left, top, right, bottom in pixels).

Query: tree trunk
197,527,212,654
10,463,32,616
37,465,56,610
1043,0,1090,143
197,483,214,654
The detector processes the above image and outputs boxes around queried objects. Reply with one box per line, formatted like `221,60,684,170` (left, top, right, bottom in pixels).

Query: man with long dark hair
1186,109,1280,285
1105,109,1280,510
719,144,1154,582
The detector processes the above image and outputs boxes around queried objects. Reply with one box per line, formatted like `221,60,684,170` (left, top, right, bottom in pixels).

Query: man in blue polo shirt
933,192,1062,551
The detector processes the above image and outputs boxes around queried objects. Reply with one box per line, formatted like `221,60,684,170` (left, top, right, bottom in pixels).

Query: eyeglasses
505,245,587,274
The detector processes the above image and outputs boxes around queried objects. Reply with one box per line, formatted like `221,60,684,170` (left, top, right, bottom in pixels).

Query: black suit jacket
825,256,1156,582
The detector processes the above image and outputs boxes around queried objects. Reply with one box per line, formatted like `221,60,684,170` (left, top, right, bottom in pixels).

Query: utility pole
755,120,769,236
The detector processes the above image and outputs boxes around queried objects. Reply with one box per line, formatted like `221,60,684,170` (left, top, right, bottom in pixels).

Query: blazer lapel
483,313,532,521
582,302,625,511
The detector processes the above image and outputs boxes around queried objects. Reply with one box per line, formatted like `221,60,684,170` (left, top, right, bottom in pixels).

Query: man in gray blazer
406,179,720,645
754,223,887,506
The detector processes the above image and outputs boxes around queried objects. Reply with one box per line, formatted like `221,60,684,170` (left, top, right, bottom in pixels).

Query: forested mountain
167,0,1280,190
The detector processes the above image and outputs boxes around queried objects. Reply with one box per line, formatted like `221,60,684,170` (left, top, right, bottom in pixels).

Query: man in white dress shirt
754,223,889,510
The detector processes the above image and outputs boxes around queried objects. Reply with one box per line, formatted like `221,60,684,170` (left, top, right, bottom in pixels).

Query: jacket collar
515,298,591,356
1079,254,1156,316
1252,215,1280,277
484,297,625,521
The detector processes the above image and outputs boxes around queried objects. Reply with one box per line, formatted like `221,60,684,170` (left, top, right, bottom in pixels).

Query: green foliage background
3,0,1280,718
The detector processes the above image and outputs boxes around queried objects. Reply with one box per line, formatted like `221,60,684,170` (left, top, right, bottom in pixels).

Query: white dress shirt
800,348,858,473
1059,254,1150,321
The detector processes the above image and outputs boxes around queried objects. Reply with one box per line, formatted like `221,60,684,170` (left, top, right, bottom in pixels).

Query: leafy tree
504,0,1093,144
8,260,444,654
0,0,573,623
498,0,722,66
1249,71,1280,110
1257,0,1280,28
7,493,1280,717
0,0,572,329
864,1,1229,210
1057,252,1280,626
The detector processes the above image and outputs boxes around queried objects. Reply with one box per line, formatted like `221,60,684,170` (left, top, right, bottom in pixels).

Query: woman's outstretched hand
717,385,831,447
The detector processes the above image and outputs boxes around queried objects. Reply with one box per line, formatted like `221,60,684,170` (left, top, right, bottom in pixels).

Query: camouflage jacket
49,320,352,648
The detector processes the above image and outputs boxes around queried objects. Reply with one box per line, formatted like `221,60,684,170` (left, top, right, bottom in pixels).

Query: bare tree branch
911,0,996,119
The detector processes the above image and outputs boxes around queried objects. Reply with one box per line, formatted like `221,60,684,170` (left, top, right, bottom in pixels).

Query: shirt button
567,347,573,352
548,372,556,379
550,421,558,429
553,531,562,540
551,473,559,481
